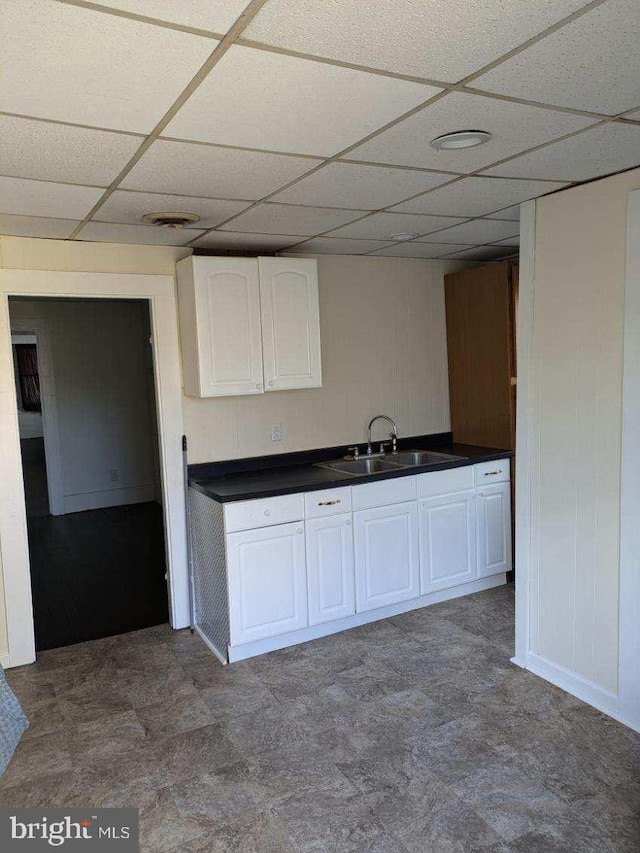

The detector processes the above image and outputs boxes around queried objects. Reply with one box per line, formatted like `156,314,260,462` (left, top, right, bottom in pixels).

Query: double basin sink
315,450,465,477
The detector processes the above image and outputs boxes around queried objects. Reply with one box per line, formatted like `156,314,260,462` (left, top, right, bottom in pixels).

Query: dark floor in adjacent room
27,500,168,651
2,585,639,852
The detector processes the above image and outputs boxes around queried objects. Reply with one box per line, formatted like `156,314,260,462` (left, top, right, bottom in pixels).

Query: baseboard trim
63,484,155,514
227,573,507,663
525,651,620,716
0,653,11,668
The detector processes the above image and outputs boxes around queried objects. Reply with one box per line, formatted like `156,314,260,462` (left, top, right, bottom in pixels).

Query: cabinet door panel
259,258,321,391
419,490,477,593
227,522,307,644
195,258,263,397
306,513,355,625
354,502,419,612
477,482,512,577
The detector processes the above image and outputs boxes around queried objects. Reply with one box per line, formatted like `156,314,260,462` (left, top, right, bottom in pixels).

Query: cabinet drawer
305,487,352,519
224,493,304,533
474,459,510,486
418,466,474,498
352,475,416,511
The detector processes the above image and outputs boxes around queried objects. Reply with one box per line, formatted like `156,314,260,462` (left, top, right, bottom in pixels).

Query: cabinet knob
256,383,263,390
297,528,303,534
346,519,352,526
268,380,275,387
264,509,271,517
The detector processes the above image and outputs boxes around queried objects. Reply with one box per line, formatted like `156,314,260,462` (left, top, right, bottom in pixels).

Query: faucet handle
379,441,392,454
347,446,360,459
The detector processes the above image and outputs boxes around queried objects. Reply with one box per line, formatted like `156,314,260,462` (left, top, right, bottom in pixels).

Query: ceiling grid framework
0,0,637,259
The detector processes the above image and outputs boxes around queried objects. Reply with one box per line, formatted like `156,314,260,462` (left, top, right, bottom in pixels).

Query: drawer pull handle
264,510,271,516
318,499,341,506
485,470,502,476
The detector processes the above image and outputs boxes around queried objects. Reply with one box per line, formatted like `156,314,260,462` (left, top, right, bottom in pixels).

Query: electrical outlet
109,468,119,482
271,422,283,442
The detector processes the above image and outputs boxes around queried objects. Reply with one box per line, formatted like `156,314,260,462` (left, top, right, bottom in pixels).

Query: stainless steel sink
389,449,466,466
315,458,408,476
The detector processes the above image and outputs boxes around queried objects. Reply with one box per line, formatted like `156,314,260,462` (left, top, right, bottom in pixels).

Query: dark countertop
189,435,514,503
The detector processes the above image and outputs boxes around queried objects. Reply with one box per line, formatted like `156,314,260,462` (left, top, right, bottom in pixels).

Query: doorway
9,296,169,651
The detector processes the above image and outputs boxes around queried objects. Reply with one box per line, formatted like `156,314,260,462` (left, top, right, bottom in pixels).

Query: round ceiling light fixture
430,130,492,151
142,211,201,228
389,232,418,241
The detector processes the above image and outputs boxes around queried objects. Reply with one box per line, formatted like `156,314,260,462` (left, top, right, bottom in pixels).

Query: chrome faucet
367,415,398,457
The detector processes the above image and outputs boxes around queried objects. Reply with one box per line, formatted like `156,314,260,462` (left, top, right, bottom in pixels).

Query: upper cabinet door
258,258,322,391
177,257,264,397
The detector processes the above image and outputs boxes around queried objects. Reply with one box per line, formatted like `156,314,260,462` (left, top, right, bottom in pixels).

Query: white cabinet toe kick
188,461,511,663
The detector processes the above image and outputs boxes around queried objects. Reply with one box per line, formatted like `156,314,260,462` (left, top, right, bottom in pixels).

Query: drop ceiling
0,0,638,259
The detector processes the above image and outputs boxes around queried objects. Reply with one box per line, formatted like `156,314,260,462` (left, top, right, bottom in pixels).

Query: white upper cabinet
259,257,322,391
176,256,321,397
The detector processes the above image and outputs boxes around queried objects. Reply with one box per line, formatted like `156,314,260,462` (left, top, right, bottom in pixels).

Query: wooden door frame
0,269,188,668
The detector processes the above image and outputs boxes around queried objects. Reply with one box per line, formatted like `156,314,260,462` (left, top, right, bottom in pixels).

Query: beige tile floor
1,585,639,852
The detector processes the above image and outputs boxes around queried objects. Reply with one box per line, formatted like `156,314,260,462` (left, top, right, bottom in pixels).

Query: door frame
0,269,188,668
10,319,65,516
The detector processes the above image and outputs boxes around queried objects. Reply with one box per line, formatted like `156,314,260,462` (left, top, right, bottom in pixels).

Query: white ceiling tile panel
191,232,301,251
424,219,519,245
326,212,466,241
486,205,522,221
370,242,474,258
0,0,216,132
445,246,518,261
391,176,566,217
0,115,143,187
218,203,364,236
0,176,104,219
286,238,396,255
94,191,250,228
164,46,438,156
473,0,640,115
0,214,78,239
245,0,589,82
347,92,595,171
77,222,202,245
485,123,640,182
492,236,521,247
122,140,321,199
270,162,452,210
87,0,248,32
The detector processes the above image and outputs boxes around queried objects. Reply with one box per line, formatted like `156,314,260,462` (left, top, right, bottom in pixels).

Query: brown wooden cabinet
444,260,518,451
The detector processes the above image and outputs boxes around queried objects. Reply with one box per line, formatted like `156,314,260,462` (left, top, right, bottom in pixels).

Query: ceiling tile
0,176,104,219
391,176,566,217
0,115,143,187
192,232,301,251
486,205,521,221
77,222,202,245
0,214,78,239
218,204,364,236
122,140,321,199
164,45,438,156
474,0,640,115
245,0,589,82
422,219,519,245
347,92,594,171
485,123,640,182
370,242,474,258
270,162,452,210
492,236,521,247
0,1,216,132
94,191,250,228
326,212,466,241
87,0,248,32
286,238,396,255
446,246,518,261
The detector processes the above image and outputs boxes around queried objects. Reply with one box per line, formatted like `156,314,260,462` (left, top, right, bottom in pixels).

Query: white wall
525,166,640,696
9,298,157,514
184,254,467,463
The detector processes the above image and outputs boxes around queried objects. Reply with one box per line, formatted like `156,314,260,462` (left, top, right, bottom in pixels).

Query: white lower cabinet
306,512,355,625
354,501,420,612
227,521,307,644
477,482,512,577
419,490,477,594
